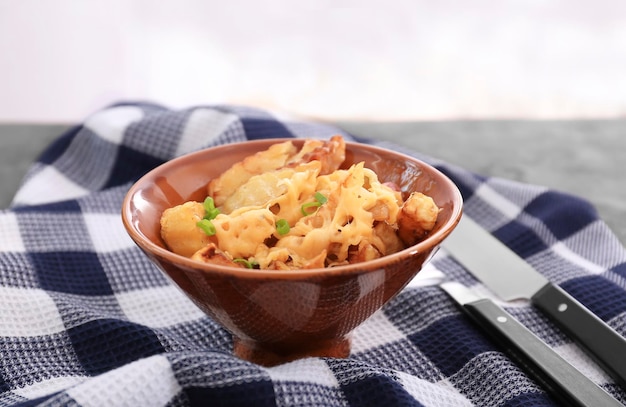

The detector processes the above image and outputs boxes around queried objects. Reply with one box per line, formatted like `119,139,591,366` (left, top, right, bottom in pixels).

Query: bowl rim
121,138,463,280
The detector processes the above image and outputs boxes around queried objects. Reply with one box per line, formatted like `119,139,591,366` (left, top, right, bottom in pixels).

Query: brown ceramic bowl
122,138,463,366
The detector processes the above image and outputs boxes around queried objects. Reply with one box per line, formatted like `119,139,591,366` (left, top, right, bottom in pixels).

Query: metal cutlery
442,215,626,390
441,281,622,406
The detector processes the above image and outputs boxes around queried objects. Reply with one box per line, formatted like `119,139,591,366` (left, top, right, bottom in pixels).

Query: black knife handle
463,298,621,407
532,282,626,390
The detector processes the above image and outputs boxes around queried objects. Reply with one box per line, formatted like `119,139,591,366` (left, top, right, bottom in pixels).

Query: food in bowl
160,135,440,270
122,136,463,366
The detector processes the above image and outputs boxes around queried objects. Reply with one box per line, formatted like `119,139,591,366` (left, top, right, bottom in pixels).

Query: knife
440,282,622,407
443,216,626,390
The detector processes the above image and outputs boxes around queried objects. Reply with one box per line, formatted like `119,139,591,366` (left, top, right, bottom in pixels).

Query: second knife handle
532,282,626,390
464,299,621,407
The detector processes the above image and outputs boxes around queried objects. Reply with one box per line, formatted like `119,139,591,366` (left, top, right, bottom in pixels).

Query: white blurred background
1,0,626,123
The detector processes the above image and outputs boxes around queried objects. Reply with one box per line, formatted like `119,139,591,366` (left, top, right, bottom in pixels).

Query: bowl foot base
233,336,351,366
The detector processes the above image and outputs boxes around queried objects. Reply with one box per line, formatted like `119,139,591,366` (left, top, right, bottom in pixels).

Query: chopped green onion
314,192,328,204
301,201,321,216
233,258,259,269
202,197,220,220
276,218,290,235
203,196,216,211
205,207,220,220
300,192,328,216
196,219,216,236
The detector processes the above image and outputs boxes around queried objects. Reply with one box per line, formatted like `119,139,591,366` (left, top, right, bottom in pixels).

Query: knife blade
442,216,626,390
440,282,622,407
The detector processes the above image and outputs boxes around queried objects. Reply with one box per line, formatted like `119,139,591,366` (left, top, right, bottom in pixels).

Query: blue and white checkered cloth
1,102,625,406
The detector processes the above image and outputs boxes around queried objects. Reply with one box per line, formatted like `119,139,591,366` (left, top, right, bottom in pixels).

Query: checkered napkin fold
1,102,625,406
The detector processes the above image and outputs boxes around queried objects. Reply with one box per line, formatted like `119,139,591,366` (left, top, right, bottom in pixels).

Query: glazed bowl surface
122,138,463,366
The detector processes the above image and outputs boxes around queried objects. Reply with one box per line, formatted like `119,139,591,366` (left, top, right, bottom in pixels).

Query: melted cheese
160,138,435,270
208,161,402,267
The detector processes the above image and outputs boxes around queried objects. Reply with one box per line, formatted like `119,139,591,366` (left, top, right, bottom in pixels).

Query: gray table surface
1,120,625,246
338,120,626,247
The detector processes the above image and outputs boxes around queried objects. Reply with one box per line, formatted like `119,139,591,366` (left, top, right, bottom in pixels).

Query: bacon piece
287,135,346,175
191,243,244,268
397,192,440,246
